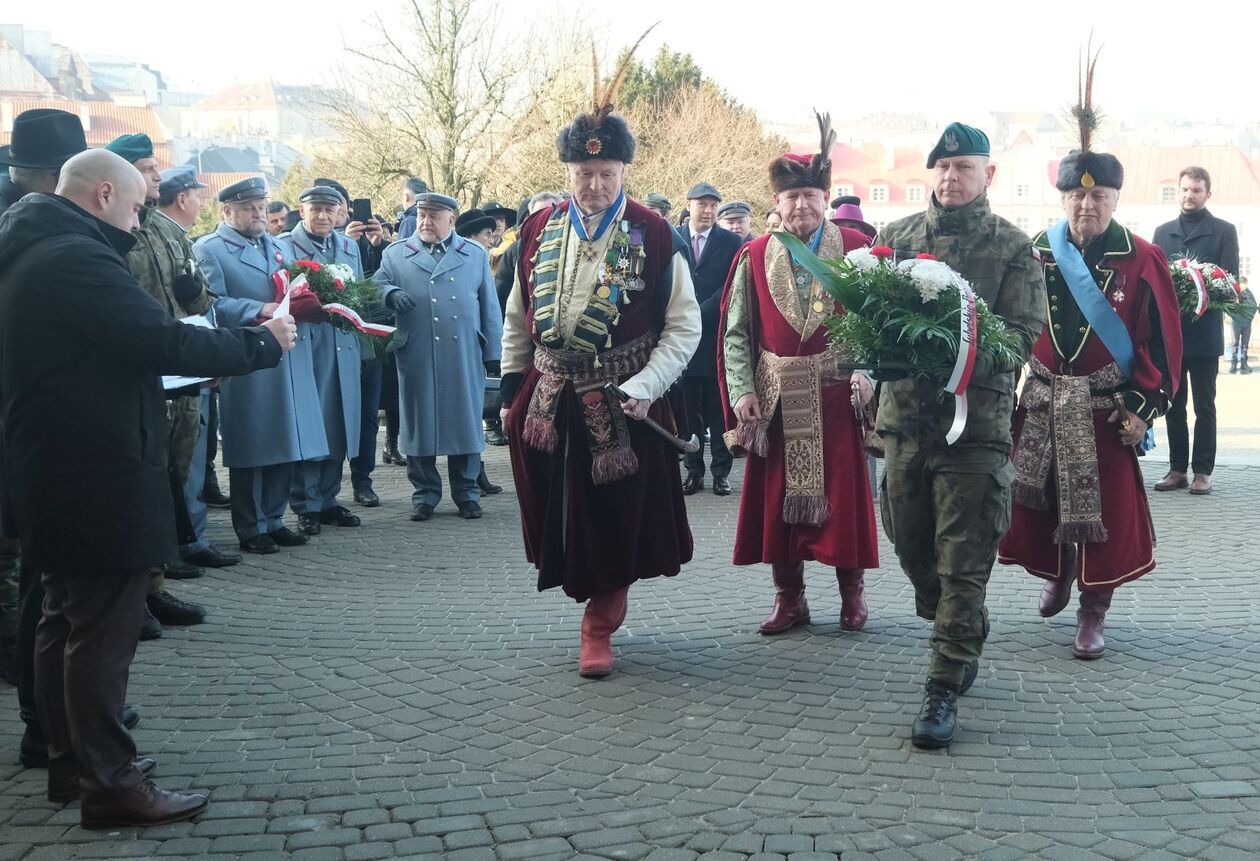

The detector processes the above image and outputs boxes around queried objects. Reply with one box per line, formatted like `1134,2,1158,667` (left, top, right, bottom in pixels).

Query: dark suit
0,193,282,796
680,224,742,481
1153,209,1239,475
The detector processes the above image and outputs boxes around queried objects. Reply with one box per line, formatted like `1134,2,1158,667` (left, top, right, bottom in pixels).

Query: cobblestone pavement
2,437,1259,860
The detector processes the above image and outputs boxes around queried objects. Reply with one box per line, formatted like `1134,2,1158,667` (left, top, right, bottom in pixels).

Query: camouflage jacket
127,206,215,319
874,193,1047,451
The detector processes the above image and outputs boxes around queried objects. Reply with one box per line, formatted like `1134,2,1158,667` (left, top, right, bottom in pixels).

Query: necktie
693,232,703,262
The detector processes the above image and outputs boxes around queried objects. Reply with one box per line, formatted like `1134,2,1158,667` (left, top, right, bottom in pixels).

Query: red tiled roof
1,98,170,144
192,82,277,112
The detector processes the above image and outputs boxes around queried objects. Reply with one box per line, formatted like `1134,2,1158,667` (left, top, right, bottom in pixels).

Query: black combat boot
911,678,959,749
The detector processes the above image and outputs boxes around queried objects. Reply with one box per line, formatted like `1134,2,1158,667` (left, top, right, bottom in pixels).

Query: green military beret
105,133,155,164
926,122,989,168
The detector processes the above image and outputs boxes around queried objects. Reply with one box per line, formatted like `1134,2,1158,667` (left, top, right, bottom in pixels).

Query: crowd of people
0,55,1255,830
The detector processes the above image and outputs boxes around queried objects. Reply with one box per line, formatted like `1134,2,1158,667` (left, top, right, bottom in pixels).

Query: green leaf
773,230,864,310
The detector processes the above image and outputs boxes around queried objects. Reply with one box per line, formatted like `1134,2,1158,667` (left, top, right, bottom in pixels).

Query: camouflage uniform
875,192,1047,687
128,207,215,482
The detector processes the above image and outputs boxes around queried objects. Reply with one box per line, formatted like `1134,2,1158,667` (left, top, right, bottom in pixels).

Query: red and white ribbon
943,280,979,445
1186,264,1209,318
325,303,397,337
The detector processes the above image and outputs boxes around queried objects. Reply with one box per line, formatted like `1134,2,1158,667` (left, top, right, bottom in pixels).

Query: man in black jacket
680,182,743,495
0,149,296,828
1152,166,1239,496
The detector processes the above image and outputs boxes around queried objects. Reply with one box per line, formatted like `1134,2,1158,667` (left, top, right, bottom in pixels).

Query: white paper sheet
161,314,216,391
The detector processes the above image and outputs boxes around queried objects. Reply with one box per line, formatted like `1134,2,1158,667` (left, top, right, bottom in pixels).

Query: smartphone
351,198,372,224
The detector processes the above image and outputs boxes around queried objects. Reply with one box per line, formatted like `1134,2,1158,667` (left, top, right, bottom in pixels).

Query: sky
11,0,1259,125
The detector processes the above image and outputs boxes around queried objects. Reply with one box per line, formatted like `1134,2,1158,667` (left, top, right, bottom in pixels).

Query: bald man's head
56,149,148,233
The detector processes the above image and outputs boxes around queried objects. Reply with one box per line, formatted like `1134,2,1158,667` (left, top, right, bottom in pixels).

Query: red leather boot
759,562,809,635
1072,588,1113,659
1039,545,1077,618
835,568,868,631
578,586,630,678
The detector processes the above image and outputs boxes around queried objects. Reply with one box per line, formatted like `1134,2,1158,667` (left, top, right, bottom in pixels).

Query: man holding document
0,149,296,826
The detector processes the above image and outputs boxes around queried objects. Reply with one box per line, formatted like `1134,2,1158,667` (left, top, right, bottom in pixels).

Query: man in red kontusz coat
718,113,879,637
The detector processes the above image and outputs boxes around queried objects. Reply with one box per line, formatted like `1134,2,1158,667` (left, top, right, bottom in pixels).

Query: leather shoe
383,442,405,466
713,477,731,496
485,425,508,446
81,780,209,829
147,591,206,627
163,558,204,580
457,501,483,520
478,474,503,494
123,705,140,730
49,757,157,803
1154,470,1188,491
268,527,309,547
410,503,434,522
911,678,959,749
298,512,322,535
1189,473,1213,495
183,545,241,568
682,474,704,495
240,534,279,554
139,607,162,640
200,487,231,509
354,487,380,507
319,505,361,527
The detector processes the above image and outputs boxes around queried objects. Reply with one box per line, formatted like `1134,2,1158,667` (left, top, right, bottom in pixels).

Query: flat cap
686,182,722,201
218,176,269,203
926,122,990,168
104,133,155,164
415,192,459,212
299,185,346,206
718,200,751,218
158,165,207,197
645,192,672,212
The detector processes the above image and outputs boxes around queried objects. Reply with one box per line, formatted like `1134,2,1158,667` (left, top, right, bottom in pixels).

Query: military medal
597,286,611,300
812,300,826,313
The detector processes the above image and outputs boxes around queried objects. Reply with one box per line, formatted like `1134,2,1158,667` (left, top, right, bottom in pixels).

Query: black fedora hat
0,109,88,169
455,209,497,238
480,200,516,228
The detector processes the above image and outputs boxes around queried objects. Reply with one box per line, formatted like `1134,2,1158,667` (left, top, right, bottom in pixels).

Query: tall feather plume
1070,35,1103,153
814,109,836,168
592,22,660,119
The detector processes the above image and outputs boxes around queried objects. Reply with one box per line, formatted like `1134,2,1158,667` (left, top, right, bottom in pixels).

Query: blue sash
1046,220,1136,378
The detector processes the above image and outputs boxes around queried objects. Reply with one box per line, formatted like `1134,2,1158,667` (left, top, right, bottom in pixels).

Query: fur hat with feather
1056,38,1124,191
556,26,657,164
770,111,836,193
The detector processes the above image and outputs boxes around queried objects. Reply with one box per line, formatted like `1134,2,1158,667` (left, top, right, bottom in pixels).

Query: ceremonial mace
603,383,701,454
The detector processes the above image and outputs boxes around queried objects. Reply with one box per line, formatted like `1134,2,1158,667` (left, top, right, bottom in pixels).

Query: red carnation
916,253,937,260
871,245,894,259
1212,267,1227,280
335,279,345,292
296,260,323,272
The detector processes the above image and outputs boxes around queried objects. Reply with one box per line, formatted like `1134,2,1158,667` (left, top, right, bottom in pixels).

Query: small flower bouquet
1170,258,1239,319
272,260,395,347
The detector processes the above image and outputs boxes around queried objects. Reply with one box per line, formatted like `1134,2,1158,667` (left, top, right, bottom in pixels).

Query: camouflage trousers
168,395,202,487
880,435,1013,688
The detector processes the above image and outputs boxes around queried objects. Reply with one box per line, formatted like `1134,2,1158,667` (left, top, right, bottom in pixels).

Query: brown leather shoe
1153,470,1188,491
49,757,157,804
1189,473,1213,495
759,562,810,635
81,780,208,829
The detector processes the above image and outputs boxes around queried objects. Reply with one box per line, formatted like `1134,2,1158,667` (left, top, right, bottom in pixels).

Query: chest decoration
531,210,647,356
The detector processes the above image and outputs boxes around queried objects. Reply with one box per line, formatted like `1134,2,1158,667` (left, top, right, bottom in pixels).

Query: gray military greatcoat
278,223,363,459
193,223,329,467
374,233,502,457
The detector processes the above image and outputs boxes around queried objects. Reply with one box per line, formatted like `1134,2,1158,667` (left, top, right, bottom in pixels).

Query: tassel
591,448,639,485
1053,521,1109,545
1011,479,1052,511
737,419,771,458
522,415,559,453
782,495,831,526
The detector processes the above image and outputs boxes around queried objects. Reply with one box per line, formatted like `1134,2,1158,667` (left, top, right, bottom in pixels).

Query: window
1015,217,1031,233
906,184,925,203
1161,186,1177,203
1016,184,1031,199
872,220,887,233
1240,256,1252,278
834,183,853,198
870,185,888,203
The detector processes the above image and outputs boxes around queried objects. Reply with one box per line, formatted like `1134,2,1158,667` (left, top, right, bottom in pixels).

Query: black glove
484,360,501,377
386,290,416,312
171,272,203,307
